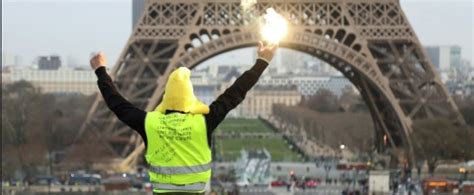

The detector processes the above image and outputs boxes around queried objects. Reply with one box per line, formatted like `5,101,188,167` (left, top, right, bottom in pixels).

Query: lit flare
260,8,288,44
241,0,257,11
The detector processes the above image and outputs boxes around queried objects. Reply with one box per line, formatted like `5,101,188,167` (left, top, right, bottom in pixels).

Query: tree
272,104,373,153
338,87,369,112
303,89,338,113
455,95,474,126
64,135,114,171
2,81,95,179
2,81,50,180
412,118,474,176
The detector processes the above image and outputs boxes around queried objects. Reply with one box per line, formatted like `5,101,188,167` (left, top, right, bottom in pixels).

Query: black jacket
95,59,269,148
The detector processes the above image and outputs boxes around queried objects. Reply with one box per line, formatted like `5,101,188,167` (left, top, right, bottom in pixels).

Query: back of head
155,67,209,114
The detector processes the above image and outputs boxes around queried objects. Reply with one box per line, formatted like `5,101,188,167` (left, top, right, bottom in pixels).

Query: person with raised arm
90,42,278,194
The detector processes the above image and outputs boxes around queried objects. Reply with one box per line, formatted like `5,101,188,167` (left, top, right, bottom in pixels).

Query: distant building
464,71,474,96
450,46,462,69
446,81,465,96
1,68,12,85
259,74,354,97
208,64,251,80
270,49,328,75
242,85,301,118
193,64,351,117
5,68,97,95
194,85,218,105
466,82,474,96
38,55,62,70
2,52,17,67
425,45,462,71
195,66,301,118
220,84,301,118
132,0,146,29
191,70,219,105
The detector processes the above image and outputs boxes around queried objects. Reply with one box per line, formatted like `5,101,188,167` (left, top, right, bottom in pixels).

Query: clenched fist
90,52,107,70
257,41,278,63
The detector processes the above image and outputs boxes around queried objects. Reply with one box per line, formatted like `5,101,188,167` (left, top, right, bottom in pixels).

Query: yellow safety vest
145,111,211,193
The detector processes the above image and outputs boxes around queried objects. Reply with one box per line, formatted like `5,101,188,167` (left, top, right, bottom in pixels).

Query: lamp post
339,144,345,160
459,167,467,183
340,144,346,150
324,164,332,184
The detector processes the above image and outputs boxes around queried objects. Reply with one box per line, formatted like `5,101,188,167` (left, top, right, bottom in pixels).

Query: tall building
38,55,62,70
132,0,146,29
425,45,462,71
38,57,49,69
50,56,61,69
450,46,462,69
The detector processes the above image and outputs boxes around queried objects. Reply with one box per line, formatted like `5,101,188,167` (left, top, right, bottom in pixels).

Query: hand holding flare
257,41,278,63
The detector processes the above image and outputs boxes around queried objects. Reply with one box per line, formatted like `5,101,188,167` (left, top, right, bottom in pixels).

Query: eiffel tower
76,0,464,170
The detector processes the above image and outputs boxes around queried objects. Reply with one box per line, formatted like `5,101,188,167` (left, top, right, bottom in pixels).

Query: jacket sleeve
95,67,147,142
204,58,269,132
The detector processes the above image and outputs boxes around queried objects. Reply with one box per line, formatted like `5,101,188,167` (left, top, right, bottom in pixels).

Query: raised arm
91,53,147,140
205,42,278,131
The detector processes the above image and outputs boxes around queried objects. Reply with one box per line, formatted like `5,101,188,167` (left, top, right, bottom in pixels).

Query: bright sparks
241,0,257,11
260,8,288,44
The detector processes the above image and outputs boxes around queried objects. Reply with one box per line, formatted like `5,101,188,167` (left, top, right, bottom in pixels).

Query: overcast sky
2,0,473,68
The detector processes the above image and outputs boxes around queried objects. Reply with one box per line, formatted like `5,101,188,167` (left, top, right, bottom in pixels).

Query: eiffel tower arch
77,0,464,170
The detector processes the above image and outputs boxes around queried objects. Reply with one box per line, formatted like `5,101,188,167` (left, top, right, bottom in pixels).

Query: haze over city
2,0,473,68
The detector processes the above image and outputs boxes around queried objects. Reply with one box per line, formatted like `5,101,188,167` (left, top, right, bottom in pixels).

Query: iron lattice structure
78,0,464,169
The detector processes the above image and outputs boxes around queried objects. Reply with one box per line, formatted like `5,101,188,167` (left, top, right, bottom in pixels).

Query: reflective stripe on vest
149,163,211,175
153,182,206,191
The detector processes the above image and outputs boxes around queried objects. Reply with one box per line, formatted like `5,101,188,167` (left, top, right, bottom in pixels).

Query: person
90,42,278,194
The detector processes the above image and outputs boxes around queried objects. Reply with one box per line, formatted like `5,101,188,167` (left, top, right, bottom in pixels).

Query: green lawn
213,118,302,162
215,118,273,133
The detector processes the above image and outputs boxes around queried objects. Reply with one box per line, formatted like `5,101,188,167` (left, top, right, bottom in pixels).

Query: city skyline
2,0,473,68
